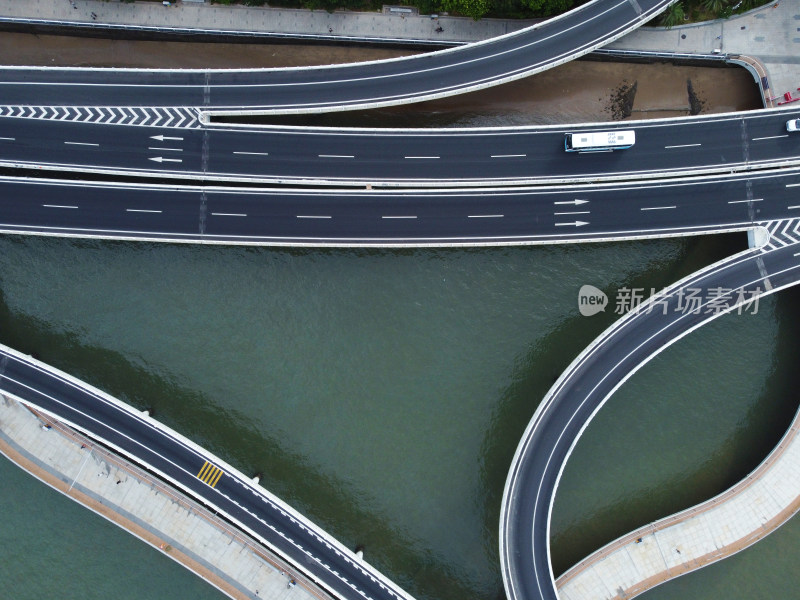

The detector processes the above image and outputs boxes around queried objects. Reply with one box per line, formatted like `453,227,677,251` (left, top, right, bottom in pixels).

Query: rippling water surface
0,34,793,600
0,231,798,600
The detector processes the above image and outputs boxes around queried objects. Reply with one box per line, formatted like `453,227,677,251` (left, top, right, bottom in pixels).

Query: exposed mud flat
0,32,417,68
606,80,638,120
687,78,708,115
0,32,763,124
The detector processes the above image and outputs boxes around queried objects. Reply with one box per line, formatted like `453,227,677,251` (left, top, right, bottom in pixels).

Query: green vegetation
659,0,772,27
211,0,575,20
207,0,773,23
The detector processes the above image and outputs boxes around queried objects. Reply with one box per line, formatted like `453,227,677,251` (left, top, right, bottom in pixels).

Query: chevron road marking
0,105,202,129
761,219,800,251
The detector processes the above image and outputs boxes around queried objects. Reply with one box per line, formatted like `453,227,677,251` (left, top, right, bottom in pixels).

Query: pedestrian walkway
604,2,800,109
0,393,327,600
0,0,535,46
556,398,800,600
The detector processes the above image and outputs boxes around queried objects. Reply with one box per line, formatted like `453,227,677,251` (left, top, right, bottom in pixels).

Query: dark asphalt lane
0,0,672,112
0,168,798,245
499,241,800,600
2,108,799,185
0,346,410,600
0,182,202,238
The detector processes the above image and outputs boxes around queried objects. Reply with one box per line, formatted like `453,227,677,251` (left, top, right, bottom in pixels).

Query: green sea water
0,231,798,600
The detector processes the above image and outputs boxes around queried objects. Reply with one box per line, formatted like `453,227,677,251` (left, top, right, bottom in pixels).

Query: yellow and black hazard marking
197,461,224,488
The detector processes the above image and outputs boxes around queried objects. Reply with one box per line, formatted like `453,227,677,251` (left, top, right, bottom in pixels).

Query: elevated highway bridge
3,1,800,600
0,0,675,114
0,107,799,187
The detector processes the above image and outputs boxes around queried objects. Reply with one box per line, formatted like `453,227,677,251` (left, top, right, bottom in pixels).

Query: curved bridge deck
0,395,325,600
0,0,673,113
0,345,414,600
500,234,800,600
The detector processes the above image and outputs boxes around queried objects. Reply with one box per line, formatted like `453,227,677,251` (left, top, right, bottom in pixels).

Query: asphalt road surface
499,239,800,600
0,345,415,600
0,167,797,245
2,107,797,185
0,0,673,113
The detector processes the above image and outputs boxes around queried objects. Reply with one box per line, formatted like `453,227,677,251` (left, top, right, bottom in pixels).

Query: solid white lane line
404,156,439,159
42,204,78,209
554,211,590,216
640,206,677,211
126,209,163,214
64,141,99,147
0,361,317,564
788,205,800,210
296,215,332,219
664,143,701,149
728,198,764,204
0,0,627,105
318,154,354,158
148,147,183,152
211,212,247,217
468,214,504,218
382,215,417,219
787,183,800,188
233,151,270,156
491,154,526,158
752,134,788,141
0,136,14,141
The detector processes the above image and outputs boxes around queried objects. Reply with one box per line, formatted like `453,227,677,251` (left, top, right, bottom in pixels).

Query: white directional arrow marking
554,199,590,205
149,156,183,163
554,221,589,227
150,134,184,142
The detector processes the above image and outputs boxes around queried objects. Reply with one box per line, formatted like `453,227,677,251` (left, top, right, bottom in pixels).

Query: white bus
565,130,635,152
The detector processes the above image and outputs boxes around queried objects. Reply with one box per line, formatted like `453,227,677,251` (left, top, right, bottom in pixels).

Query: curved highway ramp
499,232,800,600
0,344,415,600
0,0,675,114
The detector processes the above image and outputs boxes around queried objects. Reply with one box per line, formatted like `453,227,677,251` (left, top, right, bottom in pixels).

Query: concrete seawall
556,399,800,600
0,393,330,600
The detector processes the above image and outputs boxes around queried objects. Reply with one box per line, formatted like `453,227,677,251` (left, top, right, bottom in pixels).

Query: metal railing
24,404,333,600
